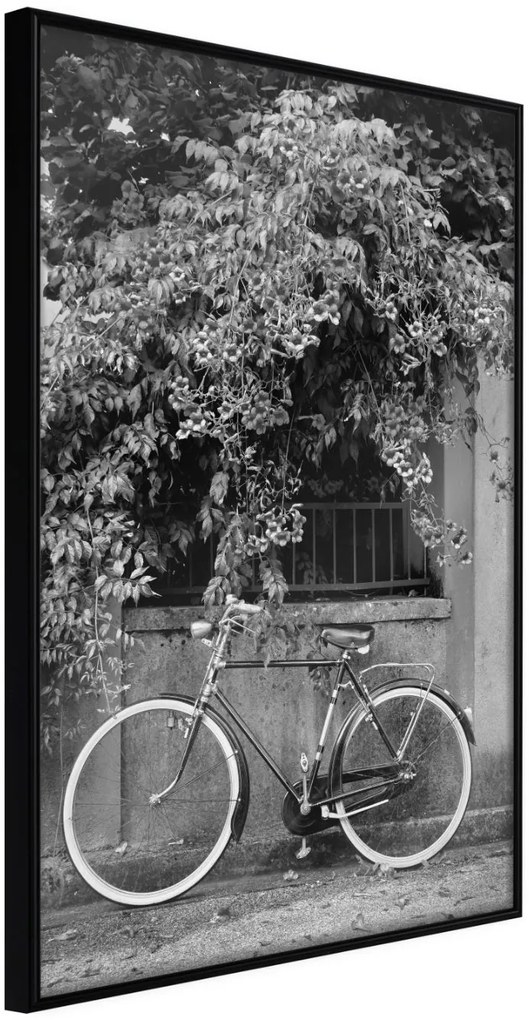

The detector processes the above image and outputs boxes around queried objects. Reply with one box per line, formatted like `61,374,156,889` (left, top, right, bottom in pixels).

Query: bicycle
63,596,475,906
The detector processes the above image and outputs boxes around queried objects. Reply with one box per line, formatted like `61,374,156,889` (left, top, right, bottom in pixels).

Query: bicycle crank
281,776,337,836
321,798,389,820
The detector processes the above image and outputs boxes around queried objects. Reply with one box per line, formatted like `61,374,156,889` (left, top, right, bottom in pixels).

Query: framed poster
4,4,522,1012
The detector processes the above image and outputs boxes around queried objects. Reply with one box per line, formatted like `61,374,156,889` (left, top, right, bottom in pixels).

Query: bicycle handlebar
223,597,262,620
236,602,262,616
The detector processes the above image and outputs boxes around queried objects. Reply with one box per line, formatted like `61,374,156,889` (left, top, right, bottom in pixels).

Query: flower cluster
191,325,239,368
241,393,290,434
384,300,399,323
308,290,341,326
412,511,444,549
388,333,407,354
278,138,301,163
246,506,306,553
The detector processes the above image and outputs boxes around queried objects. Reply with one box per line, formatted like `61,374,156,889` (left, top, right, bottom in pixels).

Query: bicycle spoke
409,714,461,766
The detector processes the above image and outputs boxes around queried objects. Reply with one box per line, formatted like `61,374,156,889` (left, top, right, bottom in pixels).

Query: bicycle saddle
321,625,375,650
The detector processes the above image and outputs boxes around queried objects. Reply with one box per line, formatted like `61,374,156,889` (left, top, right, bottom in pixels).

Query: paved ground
40,840,513,999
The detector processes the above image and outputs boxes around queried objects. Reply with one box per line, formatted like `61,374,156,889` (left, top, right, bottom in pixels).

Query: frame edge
4,6,41,1013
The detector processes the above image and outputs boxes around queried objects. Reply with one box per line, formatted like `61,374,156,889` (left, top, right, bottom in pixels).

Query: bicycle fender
328,678,476,797
158,693,250,842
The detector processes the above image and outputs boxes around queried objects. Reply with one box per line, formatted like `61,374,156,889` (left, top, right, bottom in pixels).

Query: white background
1,1,526,1018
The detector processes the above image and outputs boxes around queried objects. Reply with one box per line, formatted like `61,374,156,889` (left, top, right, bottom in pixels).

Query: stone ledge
124,598,451,633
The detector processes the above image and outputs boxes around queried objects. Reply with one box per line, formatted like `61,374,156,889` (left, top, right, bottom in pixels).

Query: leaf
378,167,403,190
210,471,229,505
351,913,369,931
49,929,78,942
210,905,231,924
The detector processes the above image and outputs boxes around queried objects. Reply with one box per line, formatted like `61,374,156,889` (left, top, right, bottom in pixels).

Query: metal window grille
158,502,429,596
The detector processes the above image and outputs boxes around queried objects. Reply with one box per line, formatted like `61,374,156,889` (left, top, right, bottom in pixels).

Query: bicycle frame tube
214,688,300,798
306,659,347,795
214,658,351,803
341,658,400,760
208,656,345,800
166,625,402,811
155,625,233,799
224,659,343,669
215,686,402,812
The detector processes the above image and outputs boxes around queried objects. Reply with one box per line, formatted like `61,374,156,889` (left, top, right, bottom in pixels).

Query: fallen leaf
283,870,299,882
114,841,128,856
210,906,231,924
48,929,78,943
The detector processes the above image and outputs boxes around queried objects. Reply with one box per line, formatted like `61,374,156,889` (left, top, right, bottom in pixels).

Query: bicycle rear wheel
63,698,240,905
334,685,472,867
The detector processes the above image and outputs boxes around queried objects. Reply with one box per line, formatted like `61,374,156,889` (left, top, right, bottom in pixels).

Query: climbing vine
40,29,514,746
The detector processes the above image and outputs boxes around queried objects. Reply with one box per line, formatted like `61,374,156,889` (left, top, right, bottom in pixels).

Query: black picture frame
4,6,523,1012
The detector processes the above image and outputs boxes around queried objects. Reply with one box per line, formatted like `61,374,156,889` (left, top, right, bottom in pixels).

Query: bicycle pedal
295,837,311,860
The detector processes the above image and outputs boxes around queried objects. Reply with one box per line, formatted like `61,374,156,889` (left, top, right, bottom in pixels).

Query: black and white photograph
3,3,522,1013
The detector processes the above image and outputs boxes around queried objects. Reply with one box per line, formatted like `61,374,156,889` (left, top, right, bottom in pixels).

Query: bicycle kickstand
295,752,311,861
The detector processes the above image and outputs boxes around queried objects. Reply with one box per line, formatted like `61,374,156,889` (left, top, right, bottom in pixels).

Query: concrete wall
472,373,515,808
40,599,450,851
429,374,515,810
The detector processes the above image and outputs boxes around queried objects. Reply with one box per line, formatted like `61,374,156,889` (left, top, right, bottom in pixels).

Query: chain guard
281,776,338,835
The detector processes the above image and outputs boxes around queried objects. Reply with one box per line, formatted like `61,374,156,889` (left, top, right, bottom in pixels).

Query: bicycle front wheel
334,685,472,868
63,698,240,906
